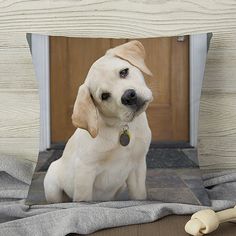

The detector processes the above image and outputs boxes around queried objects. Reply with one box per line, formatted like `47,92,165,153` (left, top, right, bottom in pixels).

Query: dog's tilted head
72,40,153,138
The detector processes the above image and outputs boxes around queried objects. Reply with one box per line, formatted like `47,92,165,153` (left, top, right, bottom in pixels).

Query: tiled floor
36,148,199,172
27,148,210,206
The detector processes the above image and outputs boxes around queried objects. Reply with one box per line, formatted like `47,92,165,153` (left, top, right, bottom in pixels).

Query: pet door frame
31,34,207,151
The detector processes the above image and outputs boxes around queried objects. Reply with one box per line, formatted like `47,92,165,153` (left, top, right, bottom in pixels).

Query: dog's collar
119,125,130,146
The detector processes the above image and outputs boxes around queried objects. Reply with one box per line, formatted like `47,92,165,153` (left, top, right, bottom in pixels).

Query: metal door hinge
177,36,185,42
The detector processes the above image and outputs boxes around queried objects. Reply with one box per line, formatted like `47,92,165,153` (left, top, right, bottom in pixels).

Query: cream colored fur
44,41,153,203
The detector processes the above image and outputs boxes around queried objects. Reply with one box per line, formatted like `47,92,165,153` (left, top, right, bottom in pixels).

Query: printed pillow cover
27,34,211,206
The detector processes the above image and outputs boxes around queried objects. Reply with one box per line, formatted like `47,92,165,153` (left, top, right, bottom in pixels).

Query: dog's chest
93,152,131,199
92,138,144,199
97,145,134,175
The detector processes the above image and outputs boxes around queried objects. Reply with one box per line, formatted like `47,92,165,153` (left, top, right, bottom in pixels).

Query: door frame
31,34,50,151
31,34,208,151
189,34,208,147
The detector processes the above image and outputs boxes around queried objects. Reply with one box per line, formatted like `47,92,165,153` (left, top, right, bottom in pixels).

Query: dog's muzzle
121,89,146,112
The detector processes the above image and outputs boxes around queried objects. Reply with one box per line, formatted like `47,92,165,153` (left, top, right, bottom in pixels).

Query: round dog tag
120,130,130,146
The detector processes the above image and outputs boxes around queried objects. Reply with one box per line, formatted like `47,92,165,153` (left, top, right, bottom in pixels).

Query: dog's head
72,40,153,138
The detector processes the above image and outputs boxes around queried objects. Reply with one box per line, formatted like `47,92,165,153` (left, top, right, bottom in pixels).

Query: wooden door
50,37,189,144
140,38,189,142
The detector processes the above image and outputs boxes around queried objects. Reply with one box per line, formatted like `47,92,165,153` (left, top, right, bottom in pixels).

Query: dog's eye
101,92,111,101
119,68,129,78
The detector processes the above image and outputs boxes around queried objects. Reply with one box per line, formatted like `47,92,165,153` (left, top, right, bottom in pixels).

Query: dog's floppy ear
72,84,98,138
106,40,152,76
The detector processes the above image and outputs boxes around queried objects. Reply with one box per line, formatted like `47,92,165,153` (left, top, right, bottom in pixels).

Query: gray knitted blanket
0,155,235,235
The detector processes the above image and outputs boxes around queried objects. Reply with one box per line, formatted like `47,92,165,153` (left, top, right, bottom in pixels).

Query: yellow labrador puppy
44,41,153,203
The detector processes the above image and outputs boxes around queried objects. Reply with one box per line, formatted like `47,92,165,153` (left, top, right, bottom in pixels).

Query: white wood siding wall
0,0,236,169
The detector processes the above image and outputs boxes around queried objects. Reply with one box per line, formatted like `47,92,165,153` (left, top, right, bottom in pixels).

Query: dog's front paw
136,191,147,200
129,189,147,200
73,193,93,202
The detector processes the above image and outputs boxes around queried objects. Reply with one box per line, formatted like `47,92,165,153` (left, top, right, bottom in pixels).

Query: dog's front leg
73,165,96,202
126,158,147,200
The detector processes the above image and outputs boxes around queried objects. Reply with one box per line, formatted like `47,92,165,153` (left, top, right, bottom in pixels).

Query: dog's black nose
121,89,137,106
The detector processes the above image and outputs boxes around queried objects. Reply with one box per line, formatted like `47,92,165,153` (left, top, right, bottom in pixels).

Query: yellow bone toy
185,205,236,235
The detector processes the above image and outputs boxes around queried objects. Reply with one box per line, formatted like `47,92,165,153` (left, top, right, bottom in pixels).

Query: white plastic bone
185,205,236,235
